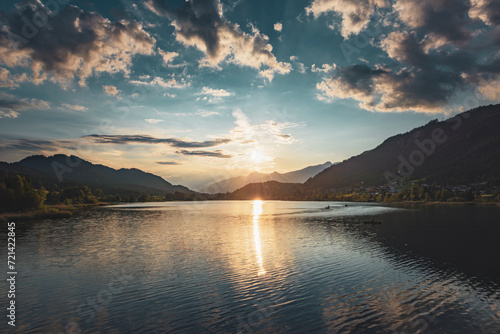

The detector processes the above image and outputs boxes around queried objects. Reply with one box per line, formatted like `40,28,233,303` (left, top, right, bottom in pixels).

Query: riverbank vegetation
1,173,498,221
0,173,207,219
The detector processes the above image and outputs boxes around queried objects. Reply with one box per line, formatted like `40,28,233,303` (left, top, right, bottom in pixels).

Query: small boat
344,204,349,207
325,205,331,210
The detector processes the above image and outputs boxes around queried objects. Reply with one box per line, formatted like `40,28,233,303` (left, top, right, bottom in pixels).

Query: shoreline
0,202,109,222
2,200,498,222
384,201,500,207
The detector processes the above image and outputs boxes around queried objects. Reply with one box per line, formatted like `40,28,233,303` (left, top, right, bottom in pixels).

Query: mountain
306,104,500,191
221,104,500,199
201,161,332,193
0,154,192,196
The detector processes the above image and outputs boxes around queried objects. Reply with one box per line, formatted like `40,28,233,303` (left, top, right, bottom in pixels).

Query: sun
251,150,265,163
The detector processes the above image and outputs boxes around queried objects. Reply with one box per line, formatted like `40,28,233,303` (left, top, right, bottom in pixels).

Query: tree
0,175,46,212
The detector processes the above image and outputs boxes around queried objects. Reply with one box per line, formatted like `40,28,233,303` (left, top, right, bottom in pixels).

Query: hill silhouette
222,104,500,199
201,161,332,193
0,154,192,196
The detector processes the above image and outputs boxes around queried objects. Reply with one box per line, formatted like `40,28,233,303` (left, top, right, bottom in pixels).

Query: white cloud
61,103,88,112
130,76,190,89
311,63,336,73
0,2,156,87
274,22,283,32
145,119,164,124
200,87,233,97
146,0,291,81
102,85,121,96
198,111,220,117
199,87,234,104
0,110,19,118
230,109,300,145
158,48,180,66
306,0,388,38
0,68,28,88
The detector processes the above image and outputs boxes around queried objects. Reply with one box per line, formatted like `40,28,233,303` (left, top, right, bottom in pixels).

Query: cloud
0,97,51,116
469,0,500,26
316,63,466,113
311,0,500,113
130,76,190,88
0,1,156,87
230,109,300,144
145,119,164,124
103,85,120,96
290,56,307,73
175,149,233,158
61,103,88,112
274,22,283,32
158,48,179,66
0,138,73,152
146,0,291,81
198,111,220,117
0,110,19,118
168,111,220,117
311,63,336,73
199,86,233,103
156,161,182,165
476,77,500,101
306,0,388,38
200,87,233,97
83,134,231,148
393,0,471,47
0,68,28,88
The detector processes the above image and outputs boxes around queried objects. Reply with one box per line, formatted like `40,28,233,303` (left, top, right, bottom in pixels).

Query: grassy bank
0,202,109,222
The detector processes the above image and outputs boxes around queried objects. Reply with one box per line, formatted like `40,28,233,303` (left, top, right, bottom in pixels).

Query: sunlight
252,200,266,276
251,150,265,163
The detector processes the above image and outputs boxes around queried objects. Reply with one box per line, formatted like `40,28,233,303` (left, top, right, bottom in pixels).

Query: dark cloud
0,138,73,152
175,149,233,158
0,98,50,117
156,161,182,165
317,62,465,112
0,99,30,111
470,0,500,26
395,0,472,45
0,1,155,86
146,0,291,80
147,0,221,58
337,64,387,96
83,134,231,148
311,0,500,112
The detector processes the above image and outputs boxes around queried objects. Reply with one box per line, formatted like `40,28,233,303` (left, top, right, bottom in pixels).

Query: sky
0,0,499,190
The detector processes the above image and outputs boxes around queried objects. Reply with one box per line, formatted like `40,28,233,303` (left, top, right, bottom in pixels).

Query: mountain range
0,155,192,196
223,104,500,199
2,104,499,200
201,161,332,194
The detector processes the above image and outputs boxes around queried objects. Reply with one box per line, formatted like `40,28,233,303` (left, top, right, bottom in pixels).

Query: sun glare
252,200,266,276
251,150,265,163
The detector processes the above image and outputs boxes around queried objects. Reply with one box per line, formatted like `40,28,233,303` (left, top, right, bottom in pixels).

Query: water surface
2,201,500,333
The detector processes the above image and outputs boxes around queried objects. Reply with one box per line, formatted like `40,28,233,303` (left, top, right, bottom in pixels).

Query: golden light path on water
252,200,266,276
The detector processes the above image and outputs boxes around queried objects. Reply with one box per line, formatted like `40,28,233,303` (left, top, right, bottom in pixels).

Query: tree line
0,173,209,213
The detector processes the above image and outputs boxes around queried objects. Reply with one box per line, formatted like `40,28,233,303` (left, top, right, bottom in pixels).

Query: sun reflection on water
253,200,266,276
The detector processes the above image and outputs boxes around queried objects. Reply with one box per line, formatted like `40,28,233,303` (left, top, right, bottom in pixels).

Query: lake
3,201,500,333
